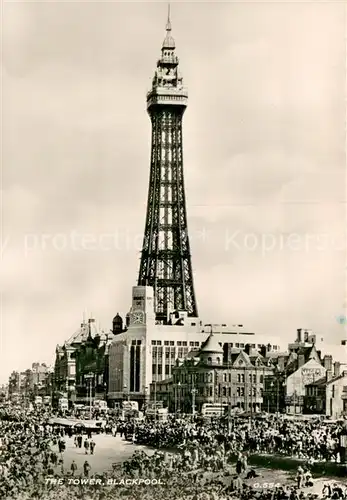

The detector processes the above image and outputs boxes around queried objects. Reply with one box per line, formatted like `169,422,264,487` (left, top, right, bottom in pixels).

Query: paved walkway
54,434,155,475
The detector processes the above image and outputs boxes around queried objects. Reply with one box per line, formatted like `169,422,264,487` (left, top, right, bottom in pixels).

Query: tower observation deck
138,9,198,324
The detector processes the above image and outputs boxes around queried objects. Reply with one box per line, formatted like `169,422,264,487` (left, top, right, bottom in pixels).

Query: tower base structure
107,285,201,406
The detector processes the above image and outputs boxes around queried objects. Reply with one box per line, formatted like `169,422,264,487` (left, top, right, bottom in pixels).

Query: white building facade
108,285,282,406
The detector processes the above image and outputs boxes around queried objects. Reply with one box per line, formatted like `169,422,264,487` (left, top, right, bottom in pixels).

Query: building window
165,351,170,359
236,343,240,348
207,357,212,364
157,341,162,346
177,341,182,346
209,387,213,397
194,342,199,347
241,374,245,383
253,374,256,383
240,388,245,396
240,343,244,348
151,341,156,345
191,322,196,326
152,365,156,375
260,375,263,383
182,341,187,346
222,387,226,397
332,385,335,397
170,351,175,359
132,340,136,345
170,341,174,346
237,374,241,383
164,341,169,346
253,387,256,397
223,373,227,382
237,388,240,397
189,342,194,346
165,365,170,376
216,357,221,364
157,365,162,375
251,344,256,348
229,373,231,382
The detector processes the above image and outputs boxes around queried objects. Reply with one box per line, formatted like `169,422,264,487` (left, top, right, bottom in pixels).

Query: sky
1,0,346,383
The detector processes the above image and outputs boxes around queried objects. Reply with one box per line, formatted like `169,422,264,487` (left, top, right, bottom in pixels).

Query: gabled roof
232,350,252,367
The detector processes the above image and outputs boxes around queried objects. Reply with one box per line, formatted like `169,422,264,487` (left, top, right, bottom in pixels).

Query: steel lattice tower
138,10,198,324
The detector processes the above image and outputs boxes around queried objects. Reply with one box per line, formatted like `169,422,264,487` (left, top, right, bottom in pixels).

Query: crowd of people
134,416,345,462
0,405,346,500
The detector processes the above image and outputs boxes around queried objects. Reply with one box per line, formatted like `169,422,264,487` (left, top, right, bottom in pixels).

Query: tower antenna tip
166,3,172,32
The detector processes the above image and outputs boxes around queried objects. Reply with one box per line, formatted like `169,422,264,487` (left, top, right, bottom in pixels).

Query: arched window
216,357,221,365
207,357,212,364
260,375,263,383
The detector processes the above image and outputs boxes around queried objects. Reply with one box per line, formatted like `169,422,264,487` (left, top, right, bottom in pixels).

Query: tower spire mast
166,3,171,32
137,9,198,324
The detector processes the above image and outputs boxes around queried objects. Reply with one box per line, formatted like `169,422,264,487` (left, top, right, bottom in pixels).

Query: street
55,434,155,475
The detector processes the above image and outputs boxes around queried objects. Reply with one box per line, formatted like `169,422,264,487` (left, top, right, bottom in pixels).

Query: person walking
77,434,82,448
83,461,91,478
90,439,95,455
84,437,90,455
70,460,77,476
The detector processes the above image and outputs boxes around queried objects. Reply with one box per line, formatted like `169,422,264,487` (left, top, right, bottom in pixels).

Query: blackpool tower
138,9,198,324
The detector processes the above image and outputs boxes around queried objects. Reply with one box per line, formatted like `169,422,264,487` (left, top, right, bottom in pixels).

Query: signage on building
301,367,325,385
285,395,304,405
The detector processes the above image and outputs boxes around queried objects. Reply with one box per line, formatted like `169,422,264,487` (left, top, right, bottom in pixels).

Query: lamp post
84,373,93,420
177,381,181,414
123,384,130,402
144,386,149,414
191,388,197,417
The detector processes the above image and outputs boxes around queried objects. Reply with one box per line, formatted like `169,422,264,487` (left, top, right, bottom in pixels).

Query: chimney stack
245,344,251,355
297,329,302,343
323,355,333,371
298,354,306,368
278,356,285,372
334,362,341,378
304,331,309,342
326,370,333,382
259,345,267,358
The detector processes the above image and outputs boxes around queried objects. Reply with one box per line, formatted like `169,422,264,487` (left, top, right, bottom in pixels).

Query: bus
93,400,108,411
201,403,228,417
58,398,69,411
122,401,139,412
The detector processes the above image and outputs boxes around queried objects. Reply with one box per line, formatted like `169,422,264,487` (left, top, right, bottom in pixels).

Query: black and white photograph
1,0,347,499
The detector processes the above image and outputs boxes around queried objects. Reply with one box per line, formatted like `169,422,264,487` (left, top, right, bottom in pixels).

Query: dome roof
162,34,175,50
200,334,223,354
